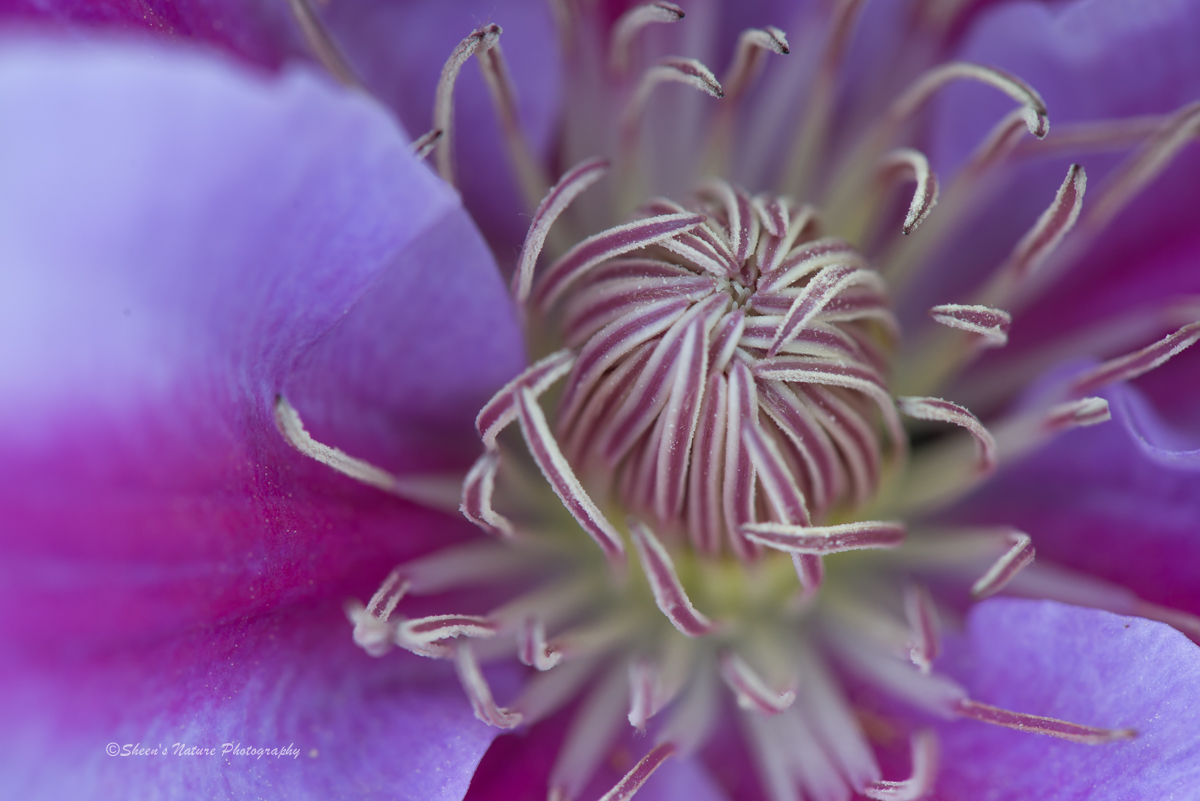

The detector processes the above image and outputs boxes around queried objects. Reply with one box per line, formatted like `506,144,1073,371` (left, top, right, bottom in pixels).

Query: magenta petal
0,603,507,800
0,0,303,69
0,40,523,651
935,598,1200,800
954,376,1200,615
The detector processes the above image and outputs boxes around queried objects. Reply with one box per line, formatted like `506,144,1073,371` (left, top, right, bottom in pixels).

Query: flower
2,1,1199,800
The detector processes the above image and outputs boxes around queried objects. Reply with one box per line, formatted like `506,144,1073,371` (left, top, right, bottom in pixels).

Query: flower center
276,2,1200,798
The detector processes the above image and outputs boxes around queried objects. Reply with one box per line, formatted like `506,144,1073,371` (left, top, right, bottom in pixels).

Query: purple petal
0,602,508,800
935,598,1200,800
952,374,1200,616
0,39,523,651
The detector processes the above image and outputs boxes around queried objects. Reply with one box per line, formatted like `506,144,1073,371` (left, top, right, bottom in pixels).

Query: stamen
345,570,409,657
477,348,577,449
953,698,1135,744
475,37,553,211
558,298,692,434
888,62,1048,139
515,386,627,565
896,396,996,473
718,650,796,715
433,25,503,186
754,357,906,455
1069,322,1200,397
928,304,1011,348
723,361,761,560
285,0,360,87
703,27,790,176
602,296,725,464
767,265,888,357
629,519,719,636
513,159,610,304
397,614,498,659
741,422,811,525
409,128,443,161
621,57,724,149
534,213,708,310
862,729,938,801
654,317,709,520
519,617,563,671
627,657,683,731
1083,101,1200,232
722,27,790,101
977,164,1086,309
610,2,686,73
598,742,676,801
970,531,1035,599
461,451,515,537
903,585,940,674
783,0,869,197
687,372,729,554
275,395,462,510
991,397,1110,466
454,642,523,729
879,148,940,235
742,521,906,554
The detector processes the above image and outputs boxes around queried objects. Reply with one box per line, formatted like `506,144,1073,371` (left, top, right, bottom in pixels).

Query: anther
889,62,1048,139
433,25,503,187
978,163,1086,309
718,650,796,715
597,742,676,801
409,128,443,161
609,3,686,73
345,570,409,657
455,642,523,729
742,521,906,554
275,395,463,510
863,729,938,801
629,519,719,637
513,159,610,304
928,304,1011,348
1069,322,1200,397
879,148,940,235
621,58,723,149
954,698,1135,744
897,396,996,473
904,585,940,674
515,386,627,565
970,530,1035,599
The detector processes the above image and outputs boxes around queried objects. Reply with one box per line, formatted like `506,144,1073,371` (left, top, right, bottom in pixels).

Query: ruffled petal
0,39,523,651
936,598,1200,800
0,603,508,800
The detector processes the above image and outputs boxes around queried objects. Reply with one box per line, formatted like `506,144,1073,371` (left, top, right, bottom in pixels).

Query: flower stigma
278,2,1200,799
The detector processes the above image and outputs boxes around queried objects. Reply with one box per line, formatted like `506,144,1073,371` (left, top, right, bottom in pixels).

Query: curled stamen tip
1026,106,1050,139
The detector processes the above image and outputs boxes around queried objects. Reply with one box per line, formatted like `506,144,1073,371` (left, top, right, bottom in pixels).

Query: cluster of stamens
276,1,1200,799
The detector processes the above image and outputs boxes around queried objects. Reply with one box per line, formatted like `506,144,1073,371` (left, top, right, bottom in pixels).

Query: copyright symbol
106,743,120,757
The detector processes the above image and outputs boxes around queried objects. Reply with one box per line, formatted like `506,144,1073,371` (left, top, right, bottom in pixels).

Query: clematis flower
1,1,1199,800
